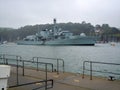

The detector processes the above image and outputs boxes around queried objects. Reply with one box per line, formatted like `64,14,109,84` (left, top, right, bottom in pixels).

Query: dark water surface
0,43,120,79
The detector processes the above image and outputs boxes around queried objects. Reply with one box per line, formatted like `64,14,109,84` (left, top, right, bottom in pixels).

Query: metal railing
0,54,22,64
0,54,65,74
82,61,120,80
0,56,54,90
9,79,53,90
32,57,65,74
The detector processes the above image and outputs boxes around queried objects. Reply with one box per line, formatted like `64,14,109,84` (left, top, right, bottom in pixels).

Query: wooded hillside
0,22,120,42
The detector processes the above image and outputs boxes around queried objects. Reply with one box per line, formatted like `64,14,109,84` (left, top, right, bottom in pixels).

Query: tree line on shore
0,21,120,42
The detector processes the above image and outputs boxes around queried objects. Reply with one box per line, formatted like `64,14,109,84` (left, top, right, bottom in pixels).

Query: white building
0,65,11,90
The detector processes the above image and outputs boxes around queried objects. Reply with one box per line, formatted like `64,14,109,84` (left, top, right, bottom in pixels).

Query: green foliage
0,22,120,42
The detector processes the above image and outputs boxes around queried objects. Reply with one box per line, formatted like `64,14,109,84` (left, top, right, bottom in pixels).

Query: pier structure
0,54,120,90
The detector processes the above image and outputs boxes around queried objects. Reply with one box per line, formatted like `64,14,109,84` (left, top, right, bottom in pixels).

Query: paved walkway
8,66,120,90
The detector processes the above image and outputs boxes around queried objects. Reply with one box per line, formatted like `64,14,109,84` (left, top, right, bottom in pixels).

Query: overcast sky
0,0,120,28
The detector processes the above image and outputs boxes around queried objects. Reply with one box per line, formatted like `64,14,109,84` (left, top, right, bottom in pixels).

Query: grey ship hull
17,41,43,45
17,36,96,46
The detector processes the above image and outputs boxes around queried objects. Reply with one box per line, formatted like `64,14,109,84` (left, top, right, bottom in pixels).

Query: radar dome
80,33,86,37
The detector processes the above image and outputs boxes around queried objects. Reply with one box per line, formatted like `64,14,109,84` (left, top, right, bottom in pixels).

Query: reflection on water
0,43,120,78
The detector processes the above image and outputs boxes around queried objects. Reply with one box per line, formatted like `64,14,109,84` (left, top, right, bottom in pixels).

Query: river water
0,43,120,79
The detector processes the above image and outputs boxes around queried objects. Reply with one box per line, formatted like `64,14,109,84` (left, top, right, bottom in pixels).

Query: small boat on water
17,19,96,46
110,42,116,46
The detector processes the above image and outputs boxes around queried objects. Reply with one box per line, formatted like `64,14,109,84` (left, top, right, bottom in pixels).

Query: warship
17,19,96,46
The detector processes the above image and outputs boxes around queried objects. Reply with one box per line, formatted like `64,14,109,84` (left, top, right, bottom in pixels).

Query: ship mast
53,18,58,36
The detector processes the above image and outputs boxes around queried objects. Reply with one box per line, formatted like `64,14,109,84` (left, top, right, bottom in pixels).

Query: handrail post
3,54,5,64
52,64,53,72
37,57,39,71
16,59,19,85
82,61,85,79
45,64,47,90
62,59,65,73
6,58,8,65
51,80,53,88
22,60,24,76
90,61,92,80
57,59,59,74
